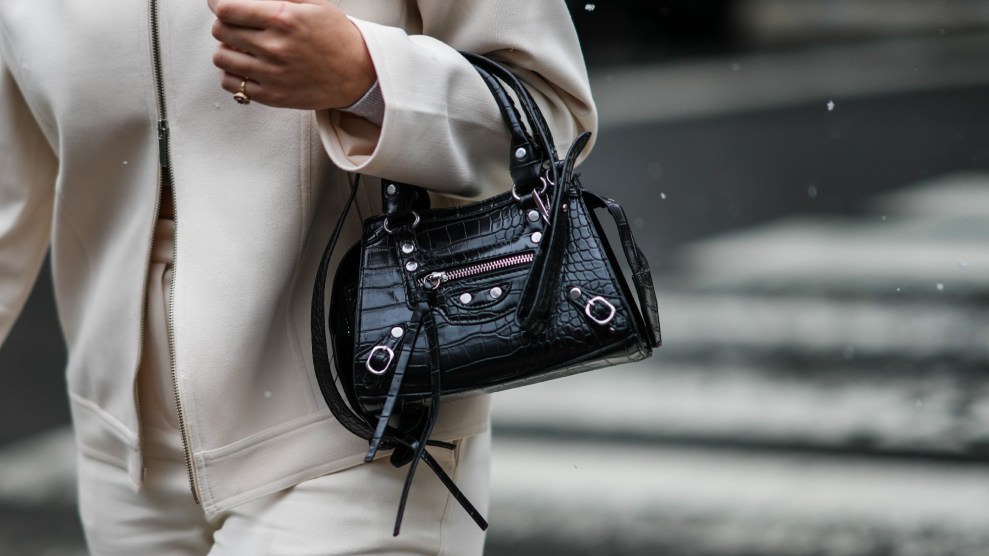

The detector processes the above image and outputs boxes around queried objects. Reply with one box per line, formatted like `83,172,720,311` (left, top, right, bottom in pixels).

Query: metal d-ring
365,345,395,375
511,176,549,202
585,296,616,326
382,211,420,234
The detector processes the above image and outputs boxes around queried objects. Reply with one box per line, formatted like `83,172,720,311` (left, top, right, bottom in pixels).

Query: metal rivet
527,210,541,223
405,261,419,272
391,326,405,339
459,292,473,304
531,231,543,244
385,183,397,196
514,147,527,160
490,287,503,300
569,287,582,301
401,243,415,255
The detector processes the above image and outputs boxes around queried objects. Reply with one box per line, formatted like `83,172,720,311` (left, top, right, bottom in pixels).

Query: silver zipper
421,252,534,290
150,0,201,505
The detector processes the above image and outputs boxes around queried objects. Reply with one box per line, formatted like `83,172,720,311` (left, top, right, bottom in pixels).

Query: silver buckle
365,345,395,375
585,296,616,325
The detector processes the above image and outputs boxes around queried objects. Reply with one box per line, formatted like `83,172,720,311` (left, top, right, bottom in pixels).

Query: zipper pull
157,119,170,169
422,271,447,290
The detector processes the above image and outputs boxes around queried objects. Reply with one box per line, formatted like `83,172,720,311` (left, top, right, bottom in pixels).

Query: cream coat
0,0,596,516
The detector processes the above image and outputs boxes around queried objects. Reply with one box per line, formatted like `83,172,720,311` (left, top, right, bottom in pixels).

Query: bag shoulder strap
310,175,377,439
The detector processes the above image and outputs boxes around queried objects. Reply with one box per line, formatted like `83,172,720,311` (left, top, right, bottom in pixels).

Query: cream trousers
76,219,490,555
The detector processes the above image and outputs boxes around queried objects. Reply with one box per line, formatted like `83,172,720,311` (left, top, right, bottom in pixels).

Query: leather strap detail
466,62,566,334
365,310,423,462
472,67,543,189
310,173,490,534
582,190,663,348
383,179,430,220
421,448,488,530
391,298,444,536
310,175,376,440
462,52,558,159
561,132,592,186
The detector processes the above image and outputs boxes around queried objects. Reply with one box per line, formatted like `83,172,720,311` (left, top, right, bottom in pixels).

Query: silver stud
527,210,541,223
401,243,415,255
490,287,504,300
569,287,582,301
531,231,543,244
459,292,473,304
405,261,419,272
514,147,528,161
391,326,405,339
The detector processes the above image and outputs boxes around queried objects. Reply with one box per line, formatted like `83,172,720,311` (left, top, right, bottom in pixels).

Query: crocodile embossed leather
311,53,662,536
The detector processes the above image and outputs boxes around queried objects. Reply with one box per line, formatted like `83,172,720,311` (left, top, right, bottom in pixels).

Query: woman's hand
208,0,376,109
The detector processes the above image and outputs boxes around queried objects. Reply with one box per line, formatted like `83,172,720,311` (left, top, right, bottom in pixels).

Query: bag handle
387,53,571,333
464,55,660,346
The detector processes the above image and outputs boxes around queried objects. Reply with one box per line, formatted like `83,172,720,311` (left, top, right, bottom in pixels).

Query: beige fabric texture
77,220,489,555
0,0,596,517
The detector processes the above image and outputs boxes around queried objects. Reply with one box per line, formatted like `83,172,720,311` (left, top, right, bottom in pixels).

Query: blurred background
2,1,989,554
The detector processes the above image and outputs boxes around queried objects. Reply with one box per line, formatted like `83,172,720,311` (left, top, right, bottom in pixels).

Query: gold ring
233,78,251,105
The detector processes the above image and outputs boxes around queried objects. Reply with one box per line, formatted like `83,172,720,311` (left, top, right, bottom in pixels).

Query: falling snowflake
660,192,667,200
585,3,596,11
936,282,945,291
807,185,818,199
827,100,835,112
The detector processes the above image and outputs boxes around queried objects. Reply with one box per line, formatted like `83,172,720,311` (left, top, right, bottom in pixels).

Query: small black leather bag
311,53,662,535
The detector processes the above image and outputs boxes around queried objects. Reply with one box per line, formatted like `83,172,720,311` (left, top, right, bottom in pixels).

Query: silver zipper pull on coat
157,119,170,169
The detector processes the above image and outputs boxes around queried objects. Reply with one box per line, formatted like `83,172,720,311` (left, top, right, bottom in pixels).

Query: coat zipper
150,0,201,505
421,252,534,290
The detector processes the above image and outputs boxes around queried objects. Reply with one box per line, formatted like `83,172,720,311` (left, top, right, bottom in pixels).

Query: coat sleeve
0,49,57,348
317,0,597,199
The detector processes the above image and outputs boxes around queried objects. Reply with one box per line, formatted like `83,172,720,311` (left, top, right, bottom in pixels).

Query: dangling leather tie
391,298,447,536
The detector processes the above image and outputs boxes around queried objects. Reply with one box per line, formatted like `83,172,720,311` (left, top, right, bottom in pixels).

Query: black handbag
311,53,662,535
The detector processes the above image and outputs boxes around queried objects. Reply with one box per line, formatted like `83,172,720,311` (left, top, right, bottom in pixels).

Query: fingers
220,73,254,96
213,43,264,82
211,19,265,56
209,0,368,109
208,0,290,30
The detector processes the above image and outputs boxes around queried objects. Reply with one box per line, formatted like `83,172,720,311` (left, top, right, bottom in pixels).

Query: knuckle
265,39,290,61
268,2,297,30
